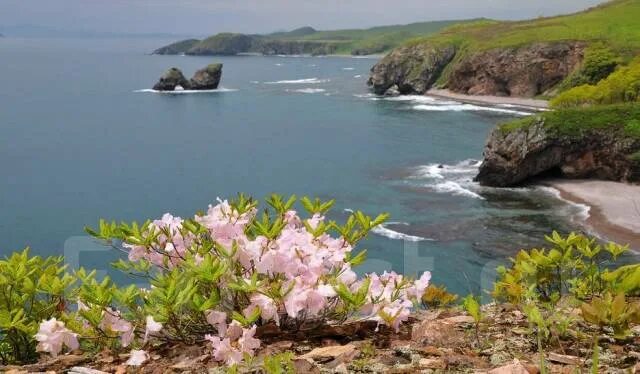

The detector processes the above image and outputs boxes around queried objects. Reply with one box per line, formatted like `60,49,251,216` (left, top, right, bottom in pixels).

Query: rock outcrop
367,41,585,97
448,42,585,97
189,63,223,90
152,64,223,91
367,44,457,95
475,119,640,187
152,68,191,91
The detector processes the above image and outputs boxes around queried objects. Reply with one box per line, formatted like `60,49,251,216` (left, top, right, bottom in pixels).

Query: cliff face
367,44,456,95
368,42,585,97
448,43,585,97
475,119,640,187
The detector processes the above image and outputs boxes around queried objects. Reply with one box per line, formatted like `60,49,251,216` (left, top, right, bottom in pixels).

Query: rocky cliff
368,42,585,97
475,116,640,187
447,42,585,97
367,44,456,95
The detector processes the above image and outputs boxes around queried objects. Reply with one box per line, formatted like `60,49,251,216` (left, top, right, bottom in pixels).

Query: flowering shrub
30,194,431,368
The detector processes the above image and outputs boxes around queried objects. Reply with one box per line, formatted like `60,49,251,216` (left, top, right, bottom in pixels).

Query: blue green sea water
0,37,597,295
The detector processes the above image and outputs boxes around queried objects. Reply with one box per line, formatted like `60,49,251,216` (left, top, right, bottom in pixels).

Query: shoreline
542,179,640,251
426,88,549,111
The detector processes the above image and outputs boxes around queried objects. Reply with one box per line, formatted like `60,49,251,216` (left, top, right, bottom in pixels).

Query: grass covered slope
370,0,640,97
153,19,469,56
409,0,640,53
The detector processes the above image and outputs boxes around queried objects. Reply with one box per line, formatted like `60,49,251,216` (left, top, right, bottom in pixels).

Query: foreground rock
475,117,640,187
368,41,584,97
152,67,191,91
152,64,223,91
3,304,639,373
189,63,223,90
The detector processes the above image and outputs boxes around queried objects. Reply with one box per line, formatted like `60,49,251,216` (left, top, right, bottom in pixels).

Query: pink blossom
144,316,163,342
244,294,279,325
205,310,228,337
408,271,432,299
34,318,79,357
206,335,243,366
126,349,149,366
100,308,134,347
238,325,261,355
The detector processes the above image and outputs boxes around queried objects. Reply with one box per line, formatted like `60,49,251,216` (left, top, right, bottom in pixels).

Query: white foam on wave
537,186,592,223
287,88,326,94
354,75,362,78
412,103,530,116
134,87,238,94
275,63,283,66
342,209,432,241
432,181,485,199
371,224,431,242
264,78,330,85
409,159,485,200
343,67,355,71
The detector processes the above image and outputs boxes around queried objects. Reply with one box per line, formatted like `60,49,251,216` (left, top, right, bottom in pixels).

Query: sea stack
152,67,191,91
190,63,223,90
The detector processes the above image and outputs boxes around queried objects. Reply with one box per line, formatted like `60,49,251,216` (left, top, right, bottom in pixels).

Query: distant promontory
152,21,472,57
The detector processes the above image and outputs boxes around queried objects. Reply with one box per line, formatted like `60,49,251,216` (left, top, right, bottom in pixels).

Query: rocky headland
475,112,640,187
368,41,585,97
152,64,223,91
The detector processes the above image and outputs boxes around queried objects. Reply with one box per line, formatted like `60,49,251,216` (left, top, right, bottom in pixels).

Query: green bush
552,57,640,108
0,249,77,364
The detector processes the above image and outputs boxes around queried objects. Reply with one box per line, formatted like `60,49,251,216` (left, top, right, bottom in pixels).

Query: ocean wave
432,181,485,200
412,103,530,116
537,186,591,223
343,67,355,71
286,88,326,94
354,75,362,78
371,222,432,242
275,63,283,66
264,78,330,85
134,87,238,94
409,159,485,200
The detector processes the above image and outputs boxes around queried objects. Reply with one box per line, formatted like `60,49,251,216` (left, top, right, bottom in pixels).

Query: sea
0,37,604,295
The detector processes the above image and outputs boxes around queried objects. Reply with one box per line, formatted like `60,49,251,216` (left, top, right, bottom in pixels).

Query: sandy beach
426,88,549,110
546,179,640,250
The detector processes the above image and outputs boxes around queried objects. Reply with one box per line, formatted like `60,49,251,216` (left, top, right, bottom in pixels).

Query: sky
0,0,606,36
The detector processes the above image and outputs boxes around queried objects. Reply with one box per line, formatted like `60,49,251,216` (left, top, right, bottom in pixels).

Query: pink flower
34,318,79,357
144,316,163,342
409,271,432,299
205,310,228,337
238,325,261,355
244,294,279,325
100,308,134,347
206,335,243,366
126,349,149,366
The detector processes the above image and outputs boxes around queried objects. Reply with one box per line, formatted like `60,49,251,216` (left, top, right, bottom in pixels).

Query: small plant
580,292,640,339
421,284,458,309
461,294,482,346
493,232,628,304
523,302,550,374
262,351,295,374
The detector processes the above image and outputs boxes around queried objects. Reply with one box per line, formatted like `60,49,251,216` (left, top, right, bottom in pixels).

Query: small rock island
152,63,223,91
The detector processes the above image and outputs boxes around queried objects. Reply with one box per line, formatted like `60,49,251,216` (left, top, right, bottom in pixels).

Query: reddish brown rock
447,42,584,97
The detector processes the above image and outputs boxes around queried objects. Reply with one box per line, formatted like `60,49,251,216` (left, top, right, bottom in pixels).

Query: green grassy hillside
154,19,472,56
409,0,640,54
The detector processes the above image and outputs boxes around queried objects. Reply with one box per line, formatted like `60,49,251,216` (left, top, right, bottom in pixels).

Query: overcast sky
0,0,606,36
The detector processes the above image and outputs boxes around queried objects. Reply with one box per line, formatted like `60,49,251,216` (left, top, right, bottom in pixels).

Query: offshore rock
189,63,223,90
152,67,191,91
